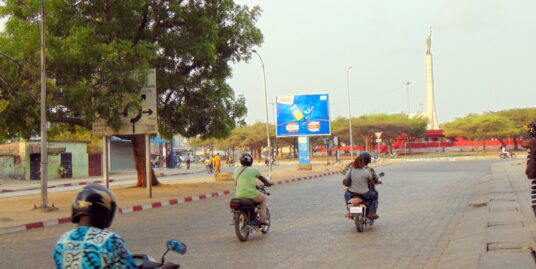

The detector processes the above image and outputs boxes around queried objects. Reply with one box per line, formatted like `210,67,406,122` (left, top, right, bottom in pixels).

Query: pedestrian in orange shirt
214,153,222,174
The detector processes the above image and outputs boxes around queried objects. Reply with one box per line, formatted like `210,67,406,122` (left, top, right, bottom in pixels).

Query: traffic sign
93,69,158,136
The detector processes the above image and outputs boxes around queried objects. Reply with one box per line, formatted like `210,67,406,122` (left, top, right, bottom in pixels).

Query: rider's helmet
71,184,117,229
527,121,536,138
359,152,372,165
239,153,253,166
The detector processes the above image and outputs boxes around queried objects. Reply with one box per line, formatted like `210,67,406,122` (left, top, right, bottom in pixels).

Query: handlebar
256,184,271,195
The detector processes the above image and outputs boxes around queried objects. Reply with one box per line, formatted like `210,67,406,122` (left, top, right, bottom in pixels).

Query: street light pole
270,101,277,158
347,66,354,160
252,50,272,175
403,81,411,115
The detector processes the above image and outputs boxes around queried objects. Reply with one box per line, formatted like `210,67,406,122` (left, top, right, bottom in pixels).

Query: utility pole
403,81,411,115
39,0,51,209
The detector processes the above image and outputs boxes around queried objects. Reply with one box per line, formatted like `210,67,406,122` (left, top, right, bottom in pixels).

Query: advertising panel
276,93,331,137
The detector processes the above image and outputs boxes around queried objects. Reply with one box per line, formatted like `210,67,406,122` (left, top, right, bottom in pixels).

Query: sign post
375,132,383,154
92,69,158,197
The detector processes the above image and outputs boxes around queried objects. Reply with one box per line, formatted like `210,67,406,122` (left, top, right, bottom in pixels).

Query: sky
1,1,535,126
229,0,536,125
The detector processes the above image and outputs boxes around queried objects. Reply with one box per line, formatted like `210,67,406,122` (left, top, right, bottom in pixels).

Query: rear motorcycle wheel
234,212,250,241
261,208,271,234
354,214,365,232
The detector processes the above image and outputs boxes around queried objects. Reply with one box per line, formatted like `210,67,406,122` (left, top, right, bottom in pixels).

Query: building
0,140,89,180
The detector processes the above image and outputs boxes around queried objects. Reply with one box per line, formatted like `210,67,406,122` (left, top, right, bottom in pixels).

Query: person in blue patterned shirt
53,184,177,269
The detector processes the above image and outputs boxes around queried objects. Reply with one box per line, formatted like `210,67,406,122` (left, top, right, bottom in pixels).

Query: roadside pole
146,134,152,198
103,136,109,188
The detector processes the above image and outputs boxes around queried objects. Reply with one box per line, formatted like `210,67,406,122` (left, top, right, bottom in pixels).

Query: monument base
297,164,312,171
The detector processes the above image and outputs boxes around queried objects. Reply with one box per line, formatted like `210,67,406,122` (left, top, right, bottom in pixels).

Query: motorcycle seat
230,198,257,209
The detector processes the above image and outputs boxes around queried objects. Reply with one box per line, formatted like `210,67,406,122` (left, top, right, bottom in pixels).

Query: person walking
214,153,222,174
186,154,191,170
524,122,536,217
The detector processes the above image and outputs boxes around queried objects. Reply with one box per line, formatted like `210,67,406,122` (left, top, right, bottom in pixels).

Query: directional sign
93,69,158,136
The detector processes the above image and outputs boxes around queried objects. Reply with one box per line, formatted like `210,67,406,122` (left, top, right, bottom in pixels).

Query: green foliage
48,123,101,153
332,113,428,151
0,0,261,143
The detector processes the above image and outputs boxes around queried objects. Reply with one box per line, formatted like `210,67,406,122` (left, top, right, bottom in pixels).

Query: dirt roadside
0,164,344,229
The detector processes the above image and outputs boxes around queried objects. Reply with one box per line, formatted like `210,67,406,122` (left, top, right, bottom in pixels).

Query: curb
0,179,116,193
0,171,338,235
0,169,199,194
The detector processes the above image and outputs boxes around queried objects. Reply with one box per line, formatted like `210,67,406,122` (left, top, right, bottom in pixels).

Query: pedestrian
186,154,191,170
524,122,536,217
214,153,222,174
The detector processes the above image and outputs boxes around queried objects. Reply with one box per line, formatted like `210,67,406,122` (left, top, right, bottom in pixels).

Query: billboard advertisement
276,93,331,137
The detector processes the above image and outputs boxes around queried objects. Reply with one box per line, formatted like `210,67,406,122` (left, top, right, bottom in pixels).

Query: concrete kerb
0,171,339,235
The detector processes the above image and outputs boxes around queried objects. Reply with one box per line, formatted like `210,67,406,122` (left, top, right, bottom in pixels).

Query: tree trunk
513,136,519,150
130,135,159,187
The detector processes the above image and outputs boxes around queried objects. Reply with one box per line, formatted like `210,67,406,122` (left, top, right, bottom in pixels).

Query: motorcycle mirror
378,172,385,177
167,240,187,255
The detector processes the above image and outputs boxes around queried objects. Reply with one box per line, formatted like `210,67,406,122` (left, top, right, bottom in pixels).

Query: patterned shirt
54,226,137,269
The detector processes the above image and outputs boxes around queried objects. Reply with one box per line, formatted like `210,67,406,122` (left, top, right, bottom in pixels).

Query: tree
353,113,427,153
0,0,262,186
493,108,536,149
444,114,517,152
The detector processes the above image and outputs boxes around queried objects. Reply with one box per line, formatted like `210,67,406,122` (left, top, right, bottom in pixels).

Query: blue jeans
345,190,379,213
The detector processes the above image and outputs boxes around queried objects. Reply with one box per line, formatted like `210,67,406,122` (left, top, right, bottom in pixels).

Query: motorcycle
205,163,213,174
499,151,516,159
371,154,382,163
229,184,271,241
132,240,187,269
347,172,385,233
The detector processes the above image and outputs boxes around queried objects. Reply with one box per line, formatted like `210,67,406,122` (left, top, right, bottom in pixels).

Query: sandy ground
0,165,343,228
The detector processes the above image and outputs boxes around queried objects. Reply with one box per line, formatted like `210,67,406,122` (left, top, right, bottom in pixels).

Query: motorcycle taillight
230,204,240,209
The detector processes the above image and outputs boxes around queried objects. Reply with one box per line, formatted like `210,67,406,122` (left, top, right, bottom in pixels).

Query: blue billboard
276,93,331,137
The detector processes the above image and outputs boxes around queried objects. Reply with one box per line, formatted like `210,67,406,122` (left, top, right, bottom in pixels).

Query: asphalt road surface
0,160,499,268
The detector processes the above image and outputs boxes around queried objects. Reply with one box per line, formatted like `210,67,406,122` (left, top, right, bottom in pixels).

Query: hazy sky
229,0,536,125
2,1,535,126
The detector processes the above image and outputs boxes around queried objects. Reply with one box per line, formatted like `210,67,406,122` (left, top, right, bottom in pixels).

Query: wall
110,140,135,172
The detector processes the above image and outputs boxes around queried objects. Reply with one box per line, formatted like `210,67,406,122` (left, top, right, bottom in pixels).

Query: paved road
0,160,499,268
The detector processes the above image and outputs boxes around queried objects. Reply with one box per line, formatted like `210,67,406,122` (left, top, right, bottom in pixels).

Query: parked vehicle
229,185,271,241
264,158,278,167
499,151,516,159
132,239,186,268
347,172,384,233
371,154,382,163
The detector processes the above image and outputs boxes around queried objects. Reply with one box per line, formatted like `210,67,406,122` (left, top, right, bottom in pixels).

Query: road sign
276,93,331,137
92,69,158,136
375,132,382,139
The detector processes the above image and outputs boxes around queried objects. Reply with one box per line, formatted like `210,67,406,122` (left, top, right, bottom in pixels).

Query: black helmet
71,184,117,229
527,122,536,138
239,153,253,166
359,152,372,165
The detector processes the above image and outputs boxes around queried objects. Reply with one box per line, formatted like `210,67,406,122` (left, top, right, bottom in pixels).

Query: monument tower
425,28,440,130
